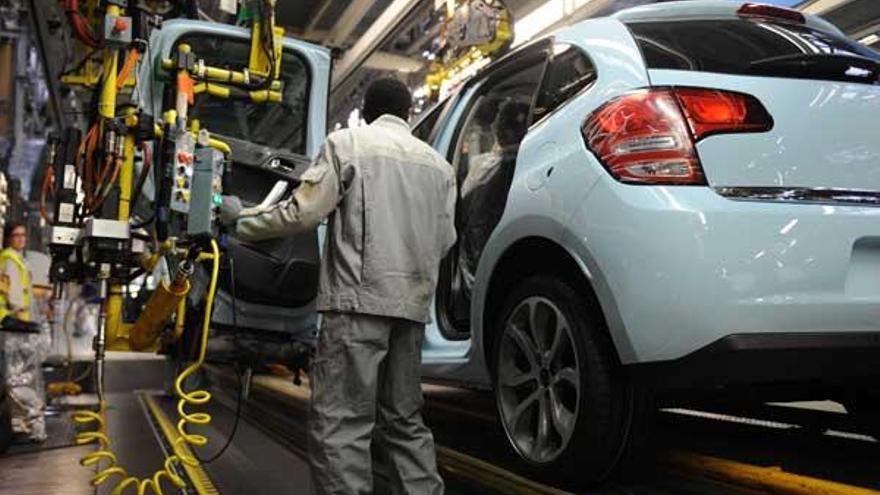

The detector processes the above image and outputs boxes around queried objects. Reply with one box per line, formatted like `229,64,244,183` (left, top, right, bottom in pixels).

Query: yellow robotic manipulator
129,258,193,351
44,0,288,492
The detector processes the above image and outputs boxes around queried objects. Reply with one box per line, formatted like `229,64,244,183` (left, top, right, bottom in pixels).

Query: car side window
451,53,546,185
533,44,597,122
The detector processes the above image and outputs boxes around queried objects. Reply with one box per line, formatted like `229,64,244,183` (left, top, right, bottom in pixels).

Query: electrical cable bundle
64,0,102,49
256,0,277,91
41,46,145,221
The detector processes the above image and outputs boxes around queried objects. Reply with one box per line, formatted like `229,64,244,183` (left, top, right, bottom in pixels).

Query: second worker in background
223,78,456,495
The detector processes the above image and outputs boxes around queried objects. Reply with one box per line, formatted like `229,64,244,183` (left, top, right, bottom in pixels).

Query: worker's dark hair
362,77,412,124
2,221,26,248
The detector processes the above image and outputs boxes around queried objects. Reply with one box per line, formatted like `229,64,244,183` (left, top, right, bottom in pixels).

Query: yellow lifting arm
152,122,232,155
248,0,284,81
193,81,283,103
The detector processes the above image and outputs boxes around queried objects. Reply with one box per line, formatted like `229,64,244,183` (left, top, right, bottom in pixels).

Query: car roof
609,0,842,35
451,1,847,102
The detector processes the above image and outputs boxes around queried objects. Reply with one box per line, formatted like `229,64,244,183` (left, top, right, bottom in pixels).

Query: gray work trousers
308,312,444,495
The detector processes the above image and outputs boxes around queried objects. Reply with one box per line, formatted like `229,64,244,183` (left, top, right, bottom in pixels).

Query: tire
491,275,644,487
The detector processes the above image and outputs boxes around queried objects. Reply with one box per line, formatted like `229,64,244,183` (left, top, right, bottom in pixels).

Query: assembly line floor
102,359,316,495
0,444,94,495
4,359,880,495
204,365,880,495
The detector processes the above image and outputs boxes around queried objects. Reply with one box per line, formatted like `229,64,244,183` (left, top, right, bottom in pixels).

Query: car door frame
143,20,330,158
429,38,553,342
141,21,330,340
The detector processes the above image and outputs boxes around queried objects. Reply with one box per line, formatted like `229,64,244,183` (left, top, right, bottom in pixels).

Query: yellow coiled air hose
73,239,221,495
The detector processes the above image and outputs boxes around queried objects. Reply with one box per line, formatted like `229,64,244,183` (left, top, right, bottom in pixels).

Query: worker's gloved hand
219,195,243,228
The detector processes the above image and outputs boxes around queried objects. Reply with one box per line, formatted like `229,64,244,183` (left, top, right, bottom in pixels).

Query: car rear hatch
625,11,880,192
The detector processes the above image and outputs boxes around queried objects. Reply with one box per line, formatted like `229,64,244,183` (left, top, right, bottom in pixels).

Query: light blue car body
141,5,880,392
418,1,880,388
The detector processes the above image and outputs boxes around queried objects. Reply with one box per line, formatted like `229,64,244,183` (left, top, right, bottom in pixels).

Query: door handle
526,142,559,191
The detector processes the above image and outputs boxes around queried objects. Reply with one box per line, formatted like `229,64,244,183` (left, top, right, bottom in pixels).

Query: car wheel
492,275,637,486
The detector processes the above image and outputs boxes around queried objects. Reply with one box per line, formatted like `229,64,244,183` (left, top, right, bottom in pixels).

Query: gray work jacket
236,114,457,323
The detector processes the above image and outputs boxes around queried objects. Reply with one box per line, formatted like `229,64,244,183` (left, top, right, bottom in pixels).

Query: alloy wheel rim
496,296,580,463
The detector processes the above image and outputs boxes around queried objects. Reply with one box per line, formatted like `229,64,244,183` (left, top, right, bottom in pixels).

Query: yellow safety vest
0,248,31,322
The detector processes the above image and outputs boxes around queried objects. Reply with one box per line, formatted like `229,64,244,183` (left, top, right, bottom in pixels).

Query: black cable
130,142,154,210
194,256,243,463
125,267,146,284
195,363,243,463
60,48,101,77
130,231,153,242
130,213,155,230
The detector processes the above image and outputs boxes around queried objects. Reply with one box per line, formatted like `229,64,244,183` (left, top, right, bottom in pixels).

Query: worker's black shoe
0,316,40,334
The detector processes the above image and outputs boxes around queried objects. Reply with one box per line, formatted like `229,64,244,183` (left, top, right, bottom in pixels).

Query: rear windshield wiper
749,53,880,84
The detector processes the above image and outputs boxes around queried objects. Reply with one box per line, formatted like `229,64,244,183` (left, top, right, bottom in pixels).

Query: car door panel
223,149,319,307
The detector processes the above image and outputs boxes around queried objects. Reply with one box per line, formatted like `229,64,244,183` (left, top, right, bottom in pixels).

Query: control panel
170,132,196,214
187,147,226,237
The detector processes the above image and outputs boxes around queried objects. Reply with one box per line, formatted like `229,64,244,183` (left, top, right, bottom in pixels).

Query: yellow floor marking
664,450,880,495
143,394,220,495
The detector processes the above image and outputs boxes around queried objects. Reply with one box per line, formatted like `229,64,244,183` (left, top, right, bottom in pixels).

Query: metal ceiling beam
326,0,376,46
799,0,857,15
363,51,423,72
852,21,880,40
331,0,424,91
303,0,335,39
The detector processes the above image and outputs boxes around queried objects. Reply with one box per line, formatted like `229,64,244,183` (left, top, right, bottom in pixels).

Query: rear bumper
569,177,880,364
631,332,880,389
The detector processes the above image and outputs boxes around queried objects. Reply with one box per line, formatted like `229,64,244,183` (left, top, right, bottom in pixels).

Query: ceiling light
858,34,880,45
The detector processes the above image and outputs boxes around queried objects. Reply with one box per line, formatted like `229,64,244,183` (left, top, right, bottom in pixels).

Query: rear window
628,19,880,85
533,44,597,122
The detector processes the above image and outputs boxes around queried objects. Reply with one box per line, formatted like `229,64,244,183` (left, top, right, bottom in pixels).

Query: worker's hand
219,195,243,228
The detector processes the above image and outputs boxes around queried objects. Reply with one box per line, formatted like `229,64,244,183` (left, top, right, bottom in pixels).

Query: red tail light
674,88,774,141
582,88,773,185
737,3,806,24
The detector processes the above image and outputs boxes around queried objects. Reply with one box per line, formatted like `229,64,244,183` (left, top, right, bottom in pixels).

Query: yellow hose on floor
73,239,221,495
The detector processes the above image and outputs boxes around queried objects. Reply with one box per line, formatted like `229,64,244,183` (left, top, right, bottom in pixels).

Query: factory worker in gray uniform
223,77,456,495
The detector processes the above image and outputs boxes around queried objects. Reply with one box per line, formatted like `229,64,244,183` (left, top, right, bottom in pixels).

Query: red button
114,17,129,32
